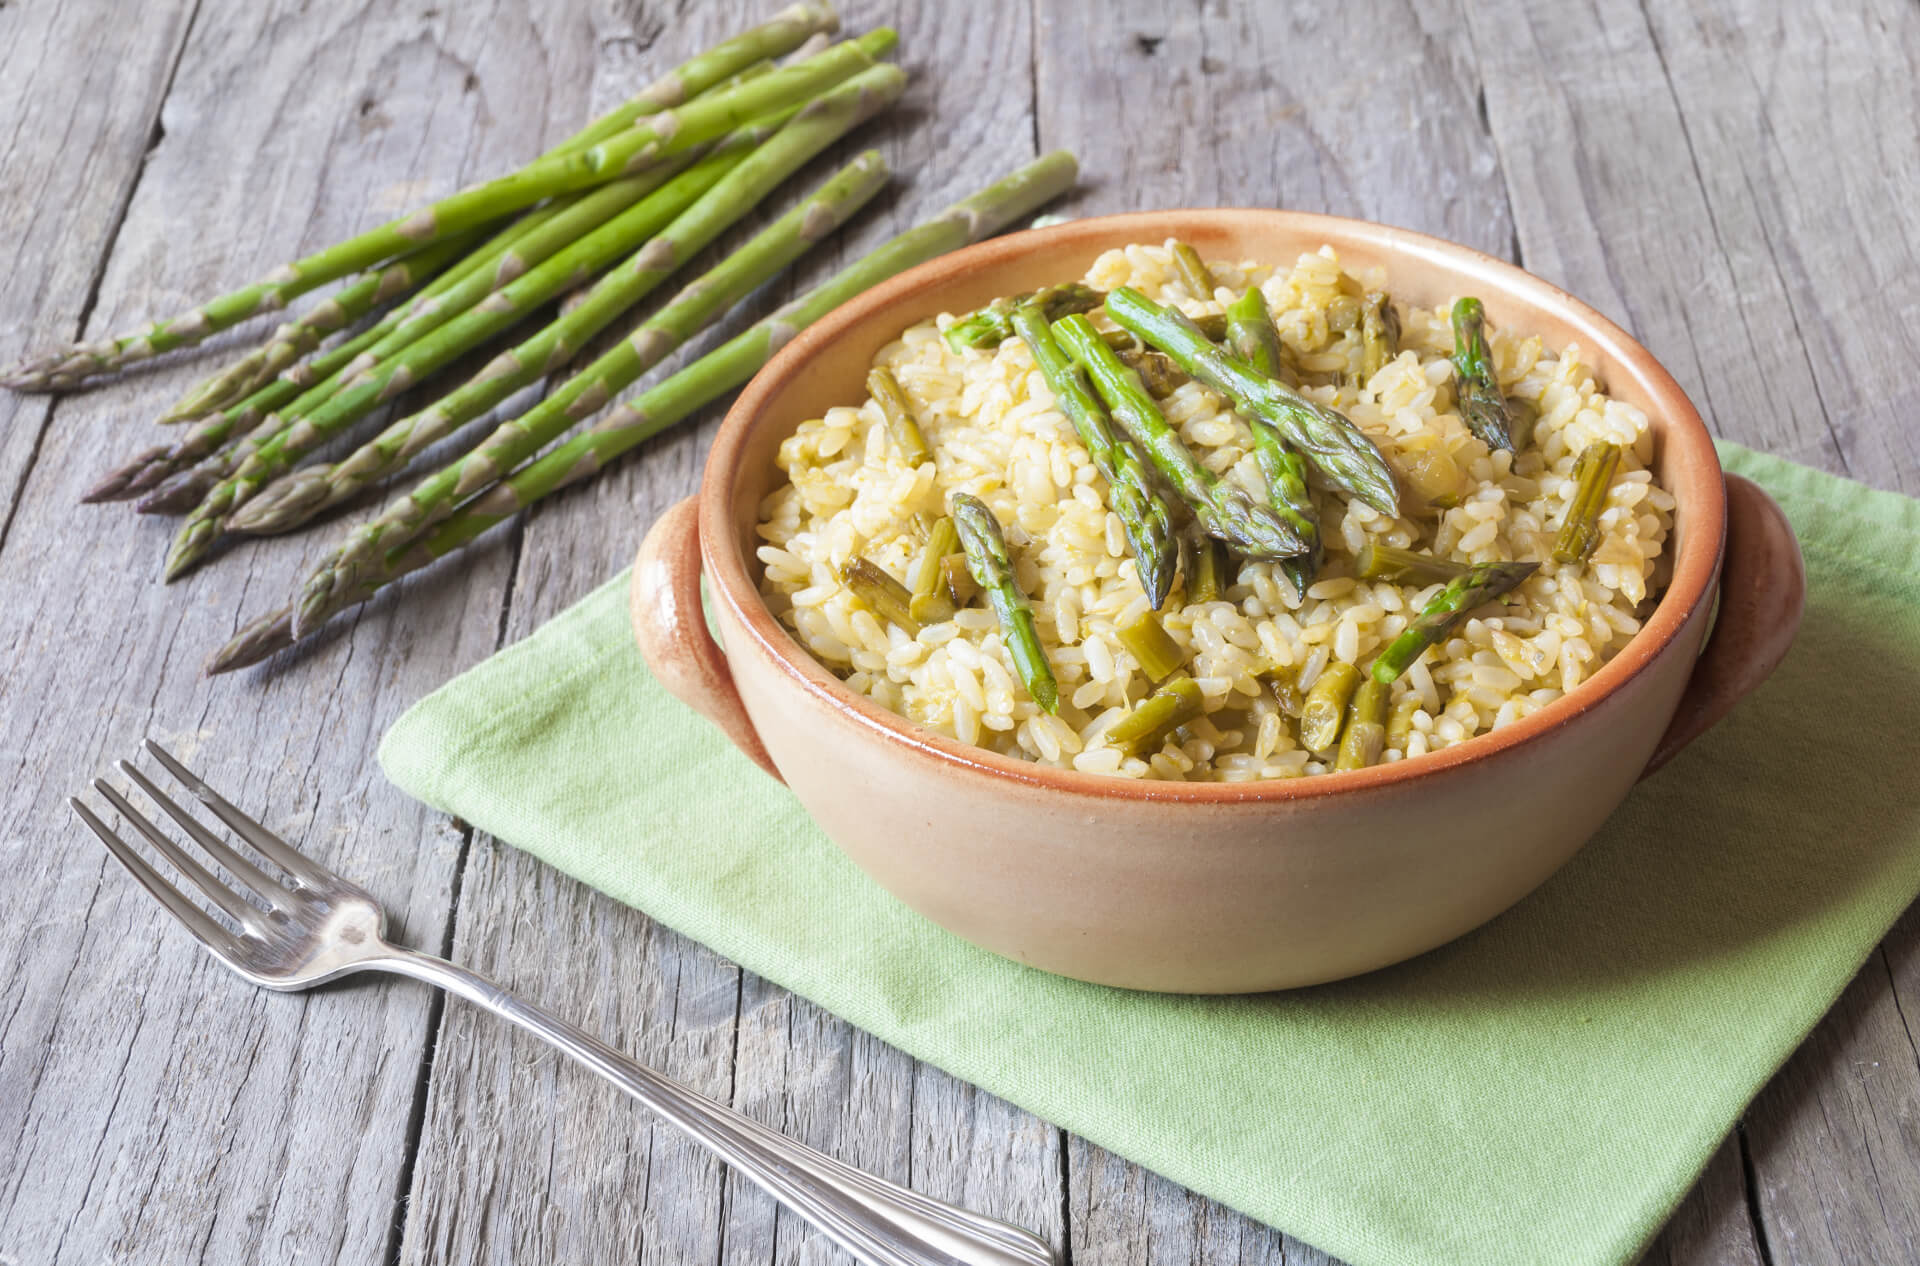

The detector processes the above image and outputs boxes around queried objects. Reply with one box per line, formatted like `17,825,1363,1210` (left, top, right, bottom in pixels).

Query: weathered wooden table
3,1,1915,1262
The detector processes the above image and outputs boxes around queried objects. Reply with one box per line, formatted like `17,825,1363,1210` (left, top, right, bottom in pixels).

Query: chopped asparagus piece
1262,662,1304,716
1353,542,1470,587
1552,442,1622,564
1449,297,1514,451
1371,561,1539,683
1300,661,1361,752
1190,536,1229,603
940,553,980,609
1170,241,1218,300
843,556,919,634
950,493,1058,713
1120,612,1187,682
1396,440,1470,511
1108,675,1206,755
910,516,961,624
1334,678,1390,771
1359,291,1400,383
867,367,931,467
942,282,1105,352
1119,348,1189,397
1386,691,1423,751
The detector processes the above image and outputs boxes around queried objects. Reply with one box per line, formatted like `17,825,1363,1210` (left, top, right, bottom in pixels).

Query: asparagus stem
1551,442,1621,565
1118,612,1186,683
1334,678,1390,771
1352,542,1470,587
949,493,1057,713
1386,690,1423,751
1358,291,1400,384
1189,535,1227,603
866,367,931,467
1262,662,1304,716
1107,675,1205,755
1300,661,1360,752
1052,313,1310,559
176,70,902,574
237,140,890,541
843,556,919,633
1169,241,1217,300
2,10,846,394
1010,305,1179,607
1117,348,1187,397
909,516,961,624
156,230,490,424
1225,286,1321,592
940,553,980,609
1370,561,1539,684
941,282,1104,353
1449,297,1513,451
205,153,1079,670
1103,287,1400,517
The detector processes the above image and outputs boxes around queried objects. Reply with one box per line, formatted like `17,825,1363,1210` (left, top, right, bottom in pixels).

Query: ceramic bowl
631,210,1805,993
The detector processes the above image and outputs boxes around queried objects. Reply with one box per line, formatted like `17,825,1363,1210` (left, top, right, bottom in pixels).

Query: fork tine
143,740,332,886
71,798,241,959
114,763,295,917
96,777,274,930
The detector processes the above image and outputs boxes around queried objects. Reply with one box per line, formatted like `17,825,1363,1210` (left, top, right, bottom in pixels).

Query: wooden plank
1468,1,1920,1262
0,0,197,527
393,2,1067,1262
0,0,569,1259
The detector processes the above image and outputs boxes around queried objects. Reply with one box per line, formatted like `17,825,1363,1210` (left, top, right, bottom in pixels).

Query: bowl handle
631,496,781,781
1639,473,1805,777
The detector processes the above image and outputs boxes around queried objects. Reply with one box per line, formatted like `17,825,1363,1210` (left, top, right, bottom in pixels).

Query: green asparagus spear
1052,313,1311,559
173,68,903,574
1010,304,1179,607
1189,535,1228,603
1334,678,1389,771
1358,291,1399,383
948,493,1057,712
1103,287,1400,517
1551,442,1622,565
942,283,1104,353
1449,297,1513,451
157,227,494,423
866,367,932,467
1370,561,1538,684
1262,662,1304,716
1118,612,1186,683
1106,675,1205,755
1300,661,1361,752
224,153,1080,666
234,143,889,537
1352,542,1470,587
1225,287,1321,591
909,517,961,624
2,13,853,393
843,556,919,633
1169,241,1217,300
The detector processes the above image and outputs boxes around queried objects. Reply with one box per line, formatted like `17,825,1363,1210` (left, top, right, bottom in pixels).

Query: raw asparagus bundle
1053,313,1311,559
1009,303,1178,608
1103,286,1401,518
240,146,888,554
210,152,1079,672
1449,297,1513,451
167,62,905,578
1370,560,1538,684
949,493,1057,713
0,7,848,394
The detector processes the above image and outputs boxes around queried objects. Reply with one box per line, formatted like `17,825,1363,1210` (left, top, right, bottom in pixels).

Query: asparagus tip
205,609,296,676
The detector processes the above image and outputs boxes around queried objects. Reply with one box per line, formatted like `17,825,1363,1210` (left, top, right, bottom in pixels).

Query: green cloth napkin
380,444,1920,1266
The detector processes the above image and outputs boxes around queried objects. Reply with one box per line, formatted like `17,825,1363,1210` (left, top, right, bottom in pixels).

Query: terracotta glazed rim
700,209,1727,802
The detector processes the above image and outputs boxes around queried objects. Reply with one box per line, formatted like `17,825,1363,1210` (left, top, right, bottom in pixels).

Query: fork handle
376,949,1057,1266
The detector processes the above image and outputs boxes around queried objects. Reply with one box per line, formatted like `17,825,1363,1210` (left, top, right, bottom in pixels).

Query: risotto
753,241,1675,781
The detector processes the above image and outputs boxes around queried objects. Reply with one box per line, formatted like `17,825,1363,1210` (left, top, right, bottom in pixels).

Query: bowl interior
703,209,1725,798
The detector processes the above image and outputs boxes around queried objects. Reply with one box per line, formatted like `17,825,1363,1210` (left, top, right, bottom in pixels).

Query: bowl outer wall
696,210,1725,992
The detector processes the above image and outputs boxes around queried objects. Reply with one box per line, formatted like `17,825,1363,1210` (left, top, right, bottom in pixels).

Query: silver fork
70,740,1057,1266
